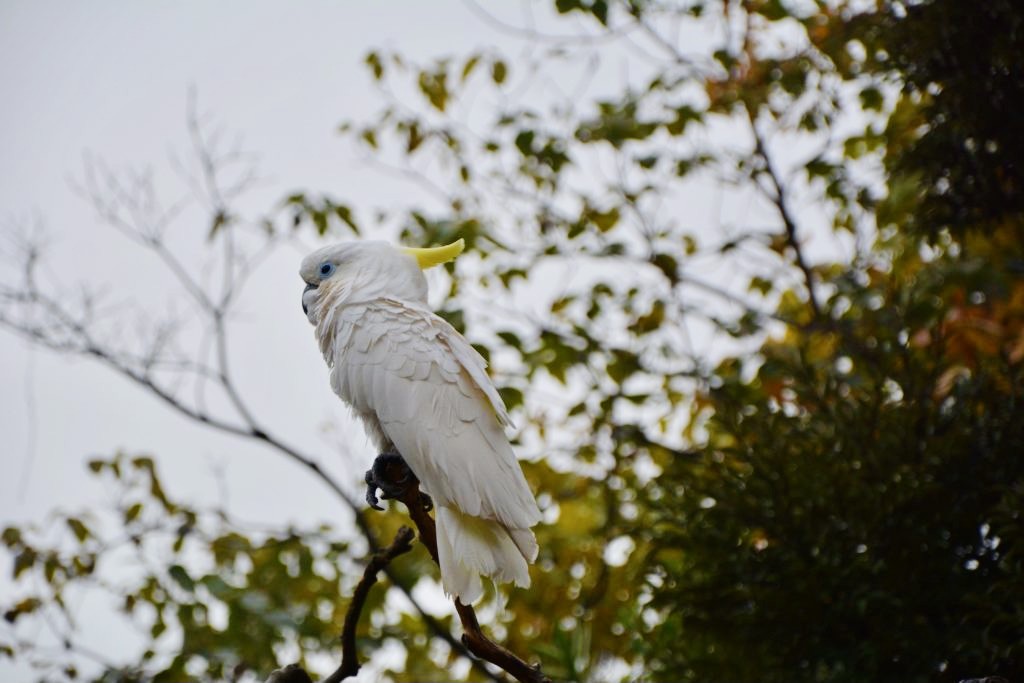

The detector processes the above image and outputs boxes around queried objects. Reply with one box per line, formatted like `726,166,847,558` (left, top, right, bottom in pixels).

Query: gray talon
364,469,385,511
364,451,416,510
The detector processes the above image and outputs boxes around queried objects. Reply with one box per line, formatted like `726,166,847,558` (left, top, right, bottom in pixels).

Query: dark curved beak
302,282,317,315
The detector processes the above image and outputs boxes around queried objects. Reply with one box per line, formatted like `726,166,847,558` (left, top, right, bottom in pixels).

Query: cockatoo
300,239,541,603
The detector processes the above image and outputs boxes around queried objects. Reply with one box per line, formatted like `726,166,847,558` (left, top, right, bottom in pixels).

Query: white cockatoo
300,239,541,603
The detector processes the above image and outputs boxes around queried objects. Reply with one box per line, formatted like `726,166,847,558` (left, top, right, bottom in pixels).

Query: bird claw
364,469,385,511
364,451,414,511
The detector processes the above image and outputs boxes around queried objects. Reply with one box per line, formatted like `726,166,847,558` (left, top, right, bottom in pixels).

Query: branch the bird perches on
369,454,552,683
268,454,552,683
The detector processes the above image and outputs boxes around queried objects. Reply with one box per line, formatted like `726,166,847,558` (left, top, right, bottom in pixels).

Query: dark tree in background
644,1,1024,680
2,1,1022,682
866,0,1024,236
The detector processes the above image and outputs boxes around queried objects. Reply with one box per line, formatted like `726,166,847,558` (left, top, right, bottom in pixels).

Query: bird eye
319,262,335,277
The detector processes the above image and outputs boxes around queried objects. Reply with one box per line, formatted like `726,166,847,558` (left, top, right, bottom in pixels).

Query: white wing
329,298,541,533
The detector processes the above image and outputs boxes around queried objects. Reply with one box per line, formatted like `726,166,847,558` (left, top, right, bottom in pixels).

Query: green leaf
749,276,774,295
3,598,41,624
66,518,90,543
498,386,525,411
588,206,620,232
859,85,884,112
514,129,535,155
552,295,575,313
405,121,424,154
497,331,522,348
334,204,360,234
491,59,508,85
13,549,36,579
635,301,665,334
364,51,384,80
461,54,481,82
200,575,232,598
124,503,143,524
418,67,449,112
1,527,21,548
555,0,608,24
131,456,155,471
607,350,640,384
168,565,194,592
665,104,702,135
151,617,166,639
651,253,679,284
757,0,788,22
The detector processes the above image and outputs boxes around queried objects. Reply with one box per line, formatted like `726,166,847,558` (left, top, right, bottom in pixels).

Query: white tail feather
506,526,539,563
435,505,534,604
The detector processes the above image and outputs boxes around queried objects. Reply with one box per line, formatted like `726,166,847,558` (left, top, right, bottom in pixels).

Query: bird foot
364,452,432,512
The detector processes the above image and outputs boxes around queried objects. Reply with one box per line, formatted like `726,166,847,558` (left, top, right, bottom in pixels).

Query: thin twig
324,525,416,683
746,106,823,320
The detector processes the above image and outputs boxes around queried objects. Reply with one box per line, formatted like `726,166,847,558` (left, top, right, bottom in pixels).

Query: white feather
314,288,540,603
436,505,531,604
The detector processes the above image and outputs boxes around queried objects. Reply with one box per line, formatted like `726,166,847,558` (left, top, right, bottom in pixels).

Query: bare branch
322,526,416,683
745,106,823,320
462,0,628,46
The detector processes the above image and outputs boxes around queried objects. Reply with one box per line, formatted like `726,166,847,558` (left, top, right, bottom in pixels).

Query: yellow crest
401,239,465,269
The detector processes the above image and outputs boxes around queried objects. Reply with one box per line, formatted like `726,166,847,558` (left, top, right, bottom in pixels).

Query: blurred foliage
1,454,449,682
3,0,1023,681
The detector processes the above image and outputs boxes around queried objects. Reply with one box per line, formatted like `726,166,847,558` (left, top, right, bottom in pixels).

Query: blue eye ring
319,262,335,277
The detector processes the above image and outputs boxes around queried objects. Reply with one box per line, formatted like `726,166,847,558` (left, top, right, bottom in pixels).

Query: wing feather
330,299,540,531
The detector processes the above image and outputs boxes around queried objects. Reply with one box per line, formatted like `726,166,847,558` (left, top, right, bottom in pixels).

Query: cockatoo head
299,239,464,325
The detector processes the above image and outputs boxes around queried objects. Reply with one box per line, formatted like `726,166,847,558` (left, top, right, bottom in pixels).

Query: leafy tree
646,230,1024,681
2,1,1021,682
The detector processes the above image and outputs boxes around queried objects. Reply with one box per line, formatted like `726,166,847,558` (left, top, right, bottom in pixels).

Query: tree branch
379,458,552,683
745,107,823,320
324,525,416,683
